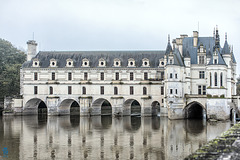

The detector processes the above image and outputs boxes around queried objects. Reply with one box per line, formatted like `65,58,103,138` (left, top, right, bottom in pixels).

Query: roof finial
225,32,227,41
168,34,170,43
213,27,215,38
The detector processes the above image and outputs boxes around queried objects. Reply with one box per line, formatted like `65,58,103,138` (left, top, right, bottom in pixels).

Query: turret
27,40,37,61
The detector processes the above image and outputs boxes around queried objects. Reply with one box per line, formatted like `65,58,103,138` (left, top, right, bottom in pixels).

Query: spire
215,25,220,51
213,27,215,38
225,32,227,42
165,34,172,55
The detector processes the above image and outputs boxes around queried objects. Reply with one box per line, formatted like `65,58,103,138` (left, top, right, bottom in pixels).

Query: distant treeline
0,38,26,101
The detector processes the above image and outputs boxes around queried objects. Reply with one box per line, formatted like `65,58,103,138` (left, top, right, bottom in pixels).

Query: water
0,115,231,160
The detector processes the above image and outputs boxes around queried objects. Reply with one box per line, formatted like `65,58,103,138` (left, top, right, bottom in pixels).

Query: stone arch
123,99,141,116
91,98,112,116
58,99,80,115
184,101,206,119
23,98,47,115
230,108,238,121
151,101,160,116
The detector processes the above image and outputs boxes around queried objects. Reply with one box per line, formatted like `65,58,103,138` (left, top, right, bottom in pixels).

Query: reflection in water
0,115,231,160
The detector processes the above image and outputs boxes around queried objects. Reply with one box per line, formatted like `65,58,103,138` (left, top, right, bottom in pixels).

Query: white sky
0,0,240,74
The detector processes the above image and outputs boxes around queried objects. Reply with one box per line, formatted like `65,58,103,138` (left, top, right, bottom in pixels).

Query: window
99,58,106,67
161,86,164,95
214,59,217,64
82,87,86,95
66,59,73,67
215,72,217,86
114,87,118,95
198,85,206,95
170,89,173,94
82,58,89,67
199,56,204,64
50,59,57,67
68,86,72,95
130,86,134,95
143,87,147,95
161,72,164,79
162,99,164,103
49,86,53,95
100,72,104,80
115,72,119,80
52,72,55,80
84,72,88,80
68,72,72,80
203,86,206,95
170,73,172,78
175,89,178,94
100,86,104,95
210,73,212,86
128,58,135,67
144,72,148,80
175,73,177,79
34,72,38,80
142,58,149,67
130,72,134,81
198,85,201,95
199,71,205,79
114,58,121,67
220,73,223,87
170,59,173,64
34,86,38,94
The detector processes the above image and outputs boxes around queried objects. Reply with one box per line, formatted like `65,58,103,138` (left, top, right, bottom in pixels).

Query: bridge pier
79,97,92,116
47,97,59,116
141,99,152,117
112,98,124,116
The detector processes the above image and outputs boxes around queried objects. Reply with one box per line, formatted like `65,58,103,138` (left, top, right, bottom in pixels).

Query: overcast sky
0,0,240,74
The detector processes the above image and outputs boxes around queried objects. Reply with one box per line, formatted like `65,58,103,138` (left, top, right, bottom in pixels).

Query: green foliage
237,77,240,95
0,38,26,100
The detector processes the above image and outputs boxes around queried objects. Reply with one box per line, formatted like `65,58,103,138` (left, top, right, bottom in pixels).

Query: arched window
82,86,86,95
214,72,217,86
114,87,118,95
49,86,53,95
220,72,223,87
210,73,212,86
143,87,147,95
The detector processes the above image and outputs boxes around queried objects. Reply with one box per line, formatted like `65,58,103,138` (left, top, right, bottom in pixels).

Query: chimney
27,40,37,61
193,31,198,47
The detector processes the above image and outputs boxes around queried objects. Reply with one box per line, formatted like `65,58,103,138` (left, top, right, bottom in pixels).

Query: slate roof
182,37,215,64
208,50,226,65
221,41,231,55
22,51,166,68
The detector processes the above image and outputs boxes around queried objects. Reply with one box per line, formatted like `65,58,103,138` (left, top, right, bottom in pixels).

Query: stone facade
7,27,238,120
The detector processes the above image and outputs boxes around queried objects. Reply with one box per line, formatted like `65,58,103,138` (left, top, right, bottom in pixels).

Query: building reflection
0,115,232,160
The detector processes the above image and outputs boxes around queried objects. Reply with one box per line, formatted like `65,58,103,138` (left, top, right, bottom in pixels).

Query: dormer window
169,58,174,64
128,58,135,67
214,59,218,64
32,59,39,67
142,58,150,67
113,58,121,67
82,58,89,67
66,58,73,67
50,59,57,67
99,58,106,67
159,59,164,67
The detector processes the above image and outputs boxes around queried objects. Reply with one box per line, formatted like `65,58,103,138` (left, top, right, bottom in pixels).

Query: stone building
9,27,238,120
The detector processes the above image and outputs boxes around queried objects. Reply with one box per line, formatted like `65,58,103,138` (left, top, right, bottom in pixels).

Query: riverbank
185,122,240,159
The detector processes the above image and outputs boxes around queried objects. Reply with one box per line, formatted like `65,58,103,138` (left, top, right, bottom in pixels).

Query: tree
0,38,26,101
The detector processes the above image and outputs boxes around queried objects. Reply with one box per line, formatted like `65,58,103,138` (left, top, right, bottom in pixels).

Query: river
0,115,232,160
